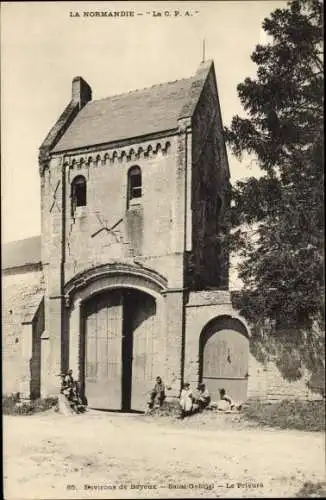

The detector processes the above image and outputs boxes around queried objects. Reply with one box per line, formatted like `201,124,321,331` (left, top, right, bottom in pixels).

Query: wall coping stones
186,290,232,307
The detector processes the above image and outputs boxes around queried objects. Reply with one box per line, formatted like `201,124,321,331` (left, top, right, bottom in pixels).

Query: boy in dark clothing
148,376,166,409
196,383,211,409
59,369,87,413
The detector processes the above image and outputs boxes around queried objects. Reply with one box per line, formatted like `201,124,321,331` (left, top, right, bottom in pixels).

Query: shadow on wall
249,323,325,397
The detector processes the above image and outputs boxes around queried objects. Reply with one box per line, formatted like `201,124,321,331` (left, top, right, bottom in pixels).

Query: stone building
2,60,322,408
2,236,44,399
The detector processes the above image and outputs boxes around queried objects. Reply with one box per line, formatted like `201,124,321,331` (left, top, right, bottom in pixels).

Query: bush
241,398,325,431
2,393,20,414
295,481,326,498
3,394,58,416
146,399,181,418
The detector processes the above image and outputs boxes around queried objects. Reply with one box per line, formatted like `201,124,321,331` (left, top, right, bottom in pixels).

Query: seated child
147,376,166,410
217,388,242,411
179,382,194,418
196,383,211,409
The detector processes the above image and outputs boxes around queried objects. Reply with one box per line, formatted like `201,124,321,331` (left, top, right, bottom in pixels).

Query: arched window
127,166,142,206
71,175,87,215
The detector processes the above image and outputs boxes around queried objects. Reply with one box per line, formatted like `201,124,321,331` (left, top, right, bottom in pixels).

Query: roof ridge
3,234,41,245
90,75,194,104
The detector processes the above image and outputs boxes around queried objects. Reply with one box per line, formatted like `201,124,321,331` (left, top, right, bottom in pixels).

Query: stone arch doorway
80,287,158,412
199,316,249,402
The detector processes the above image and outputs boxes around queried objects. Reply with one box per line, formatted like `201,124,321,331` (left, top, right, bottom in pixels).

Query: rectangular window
128,166,142,208
130,173,142,199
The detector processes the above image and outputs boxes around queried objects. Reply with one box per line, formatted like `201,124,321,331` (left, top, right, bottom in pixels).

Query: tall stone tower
38,61,249,410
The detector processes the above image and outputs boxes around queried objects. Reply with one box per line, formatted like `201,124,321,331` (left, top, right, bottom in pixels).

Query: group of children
147,376,241,417
58,370,239,417
179,382,210,417
59,369,88,414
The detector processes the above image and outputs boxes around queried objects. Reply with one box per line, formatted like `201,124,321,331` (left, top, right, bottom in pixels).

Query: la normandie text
70,11,195,18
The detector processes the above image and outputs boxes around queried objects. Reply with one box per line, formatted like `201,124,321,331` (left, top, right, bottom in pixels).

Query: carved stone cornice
58,140,172,171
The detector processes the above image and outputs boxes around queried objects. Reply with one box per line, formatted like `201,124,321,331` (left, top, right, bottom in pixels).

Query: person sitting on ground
59,373,67,394
220,388,233,406
217,388,242,411
64,369,74,388
70,380,87,413
196,383,211,410
148,376,166,410
59,369,87,414
62,369,75,399
179,382,194,418
59,371,71,397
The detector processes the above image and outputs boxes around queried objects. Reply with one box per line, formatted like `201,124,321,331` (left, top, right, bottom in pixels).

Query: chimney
72,76,92,109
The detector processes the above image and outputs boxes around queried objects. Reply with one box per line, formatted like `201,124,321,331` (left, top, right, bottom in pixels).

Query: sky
1,0,286,243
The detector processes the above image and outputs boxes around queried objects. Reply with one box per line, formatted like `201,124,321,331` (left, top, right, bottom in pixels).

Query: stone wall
2,269,44,396
182,288,323,402
40,134,189,394
41,136,184,286
247,353,324,402
229,265,324,401
247,333,324,402
30,298,45,398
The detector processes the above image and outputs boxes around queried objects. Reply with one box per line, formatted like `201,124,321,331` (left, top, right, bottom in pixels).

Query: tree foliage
225,0,324,329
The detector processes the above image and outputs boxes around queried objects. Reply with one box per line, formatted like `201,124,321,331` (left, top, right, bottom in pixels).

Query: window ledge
129,198,142,208
74,206,87,218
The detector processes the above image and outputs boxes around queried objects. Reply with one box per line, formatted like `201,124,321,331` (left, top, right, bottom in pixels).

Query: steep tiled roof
2,235,41,270
53,77,195,152
22,292,44,324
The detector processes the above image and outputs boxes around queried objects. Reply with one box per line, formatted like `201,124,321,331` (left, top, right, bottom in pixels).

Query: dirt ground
3,409,325,499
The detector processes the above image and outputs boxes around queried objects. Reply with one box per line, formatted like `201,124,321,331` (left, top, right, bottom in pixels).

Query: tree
225,0,323,330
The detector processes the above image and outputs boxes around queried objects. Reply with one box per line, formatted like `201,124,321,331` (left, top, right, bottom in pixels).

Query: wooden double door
200,318,249,403
81,289,157,411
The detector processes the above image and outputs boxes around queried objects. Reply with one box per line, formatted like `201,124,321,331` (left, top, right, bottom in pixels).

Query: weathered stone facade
186,64,230,290
2,60,322,406
2,267,44,398
35,59,249,407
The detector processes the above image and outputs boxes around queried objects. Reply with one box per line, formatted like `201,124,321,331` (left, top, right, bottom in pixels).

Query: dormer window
71,175,87,215
127,166,142,207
